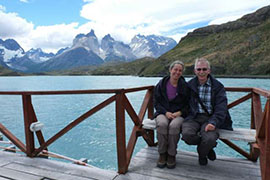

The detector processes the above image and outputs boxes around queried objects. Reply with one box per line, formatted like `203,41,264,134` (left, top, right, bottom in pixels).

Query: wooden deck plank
4,162,100,180
0,167,42,180
0,150,117,180
117,146,261,180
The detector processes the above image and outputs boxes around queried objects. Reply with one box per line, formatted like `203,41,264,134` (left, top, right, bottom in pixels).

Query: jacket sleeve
180,88,190,118
208,86,228,128
154,84,167,115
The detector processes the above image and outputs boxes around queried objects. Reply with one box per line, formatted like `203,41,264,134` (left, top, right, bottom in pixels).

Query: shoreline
183,75,270,79
0,74,270,79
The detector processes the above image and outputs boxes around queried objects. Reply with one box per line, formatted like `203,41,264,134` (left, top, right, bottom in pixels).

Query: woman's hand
165,112,175,119
166,111,181,119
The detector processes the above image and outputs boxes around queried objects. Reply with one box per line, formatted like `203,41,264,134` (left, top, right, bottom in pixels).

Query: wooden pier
0,146,260,180
0,86,269,180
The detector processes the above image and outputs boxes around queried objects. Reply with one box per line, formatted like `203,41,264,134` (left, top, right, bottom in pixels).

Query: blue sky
1,0,88,26
0,0,269,53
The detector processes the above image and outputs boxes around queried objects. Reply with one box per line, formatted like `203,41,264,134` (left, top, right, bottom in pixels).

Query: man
182,57,232,165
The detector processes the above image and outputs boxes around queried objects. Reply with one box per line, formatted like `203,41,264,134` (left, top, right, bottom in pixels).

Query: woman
154,60,189,169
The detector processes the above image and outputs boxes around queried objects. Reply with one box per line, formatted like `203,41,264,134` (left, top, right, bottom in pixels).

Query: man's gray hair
194,57,211,69
169,60,185,71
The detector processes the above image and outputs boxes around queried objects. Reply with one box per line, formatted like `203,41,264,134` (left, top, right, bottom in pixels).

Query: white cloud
22,23,80,53
0,9,80,53
0,0,269,53
80,0,270,43
0,5,6,11
19,0,29,3
0,10,33,38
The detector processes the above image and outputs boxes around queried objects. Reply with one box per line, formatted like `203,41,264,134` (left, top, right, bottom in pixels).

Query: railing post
115,90,127,174
22,95,35,157
147,87,155,145
250,92,261,161
261,99,270,180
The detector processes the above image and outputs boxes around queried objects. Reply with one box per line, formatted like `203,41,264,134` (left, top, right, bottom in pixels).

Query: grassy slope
0,65,22,76
140,19,270,76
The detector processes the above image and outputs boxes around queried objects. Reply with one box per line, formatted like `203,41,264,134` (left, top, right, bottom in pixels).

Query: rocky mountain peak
72,30,99,54
130,34,176,58
86,29,97,37
0,39,23,52
102,34,114,41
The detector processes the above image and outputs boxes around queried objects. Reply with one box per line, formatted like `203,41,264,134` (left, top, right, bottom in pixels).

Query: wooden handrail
252,87,270,98
0,86,269,180
0,89,122,95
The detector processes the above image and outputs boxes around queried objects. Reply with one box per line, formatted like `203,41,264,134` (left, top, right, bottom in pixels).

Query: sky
0,0,269,53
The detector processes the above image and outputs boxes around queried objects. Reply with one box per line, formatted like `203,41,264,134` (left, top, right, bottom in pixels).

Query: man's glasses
196,68,208,71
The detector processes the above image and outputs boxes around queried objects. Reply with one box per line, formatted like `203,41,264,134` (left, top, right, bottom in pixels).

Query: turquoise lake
0,76,269,170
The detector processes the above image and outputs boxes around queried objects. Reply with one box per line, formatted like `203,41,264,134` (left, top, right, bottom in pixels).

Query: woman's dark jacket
186,74,233,130
154,75,190,118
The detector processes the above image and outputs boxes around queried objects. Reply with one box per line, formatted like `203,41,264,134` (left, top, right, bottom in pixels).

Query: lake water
0,76,269,170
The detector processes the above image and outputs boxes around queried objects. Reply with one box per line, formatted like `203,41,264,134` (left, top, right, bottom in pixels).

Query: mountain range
0,31,176,73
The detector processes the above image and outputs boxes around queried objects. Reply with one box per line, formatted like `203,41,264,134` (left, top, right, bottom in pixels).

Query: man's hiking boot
198,156,208,165
207,149,216,161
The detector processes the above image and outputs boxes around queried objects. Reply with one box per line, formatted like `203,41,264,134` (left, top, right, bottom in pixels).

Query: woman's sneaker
157,153,167,168
167,155,176,169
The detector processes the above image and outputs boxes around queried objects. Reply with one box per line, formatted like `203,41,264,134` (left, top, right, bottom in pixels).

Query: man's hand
205,123,216,132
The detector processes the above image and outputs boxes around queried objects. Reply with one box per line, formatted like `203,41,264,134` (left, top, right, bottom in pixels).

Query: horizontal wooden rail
0,89,122,95
225,87,253,92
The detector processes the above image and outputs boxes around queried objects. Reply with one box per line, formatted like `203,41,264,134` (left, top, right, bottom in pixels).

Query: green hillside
140,5,270,76
0,65,21,76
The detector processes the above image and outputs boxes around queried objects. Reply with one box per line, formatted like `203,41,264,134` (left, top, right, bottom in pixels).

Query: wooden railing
0,86,155,174
0,86,269,180
224,87,270,180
